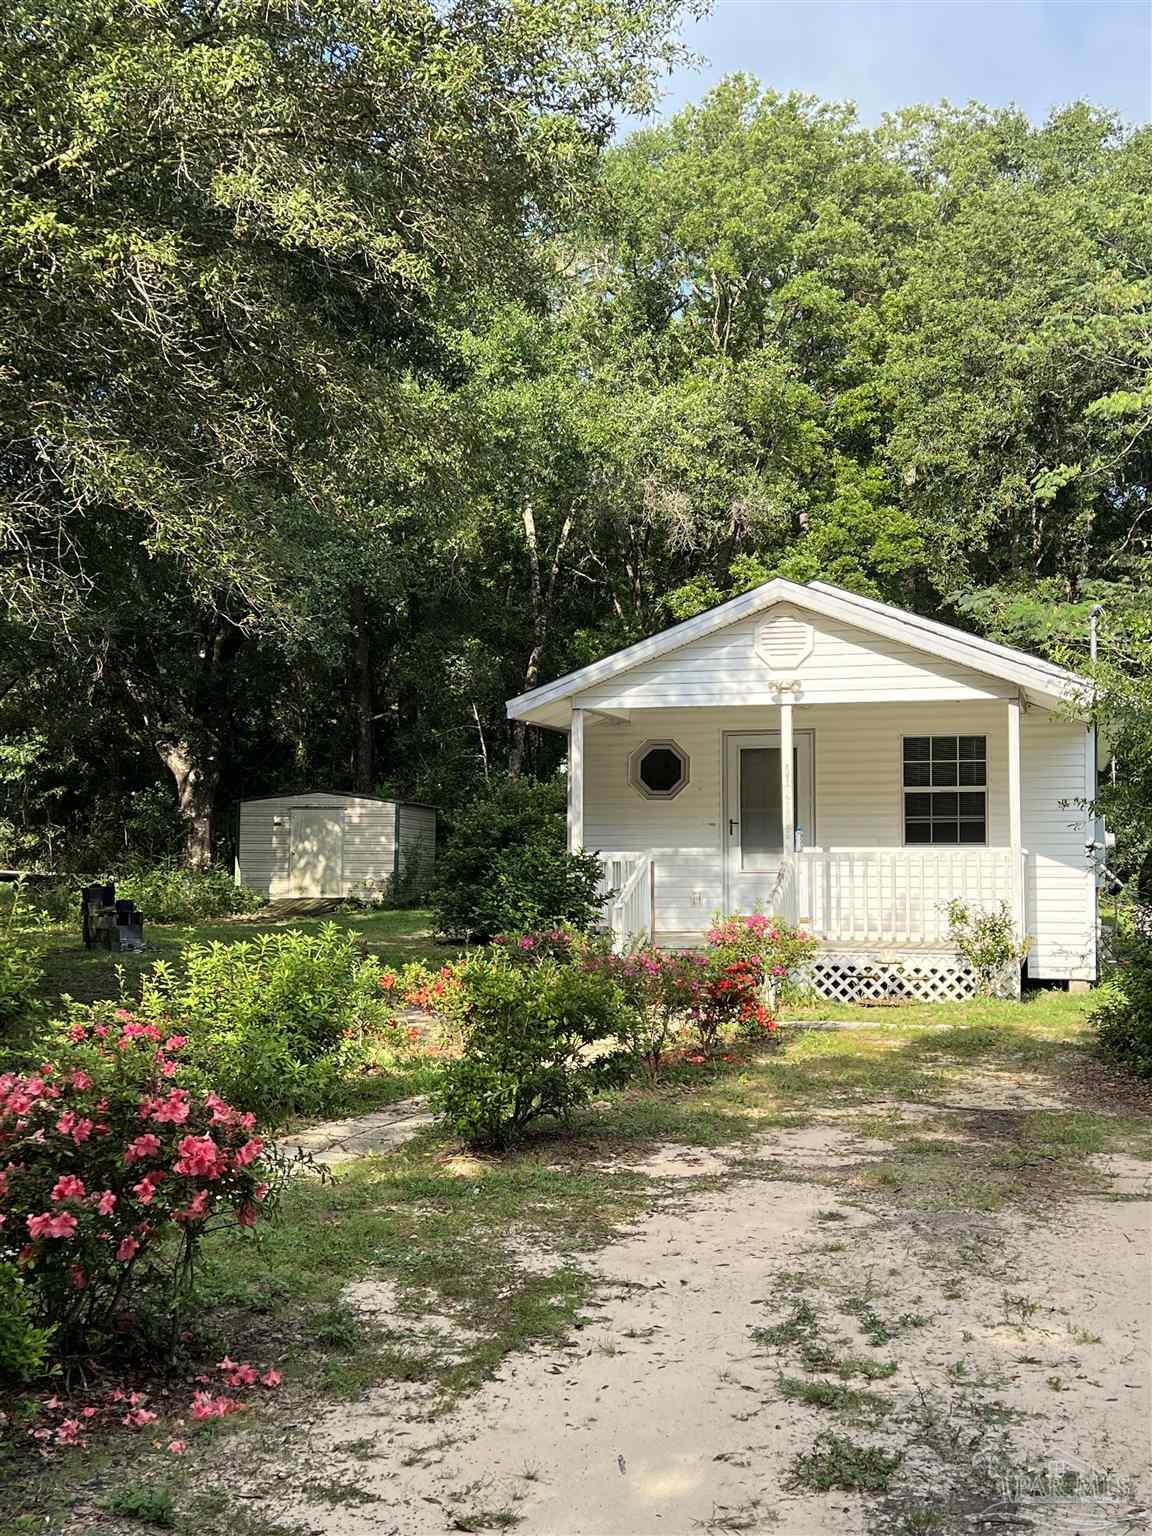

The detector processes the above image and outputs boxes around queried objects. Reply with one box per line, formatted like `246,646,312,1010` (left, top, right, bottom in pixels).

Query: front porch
595,845,1025,1001
575,693,1032,1003
510,579,1096,990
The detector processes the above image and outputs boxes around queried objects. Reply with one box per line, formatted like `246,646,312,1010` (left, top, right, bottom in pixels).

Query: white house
506,579,1100,1002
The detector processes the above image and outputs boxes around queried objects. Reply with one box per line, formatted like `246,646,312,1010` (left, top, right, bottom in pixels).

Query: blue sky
631,1,1152,127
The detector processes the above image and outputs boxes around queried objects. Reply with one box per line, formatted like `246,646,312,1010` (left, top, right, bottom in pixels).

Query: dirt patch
284,1097,434,1165
341,1280,483,1355
223,1118,1151,1536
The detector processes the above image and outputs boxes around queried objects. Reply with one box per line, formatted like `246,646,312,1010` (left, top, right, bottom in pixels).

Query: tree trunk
351,585,374,794
509,502,572,779
156,736,219,871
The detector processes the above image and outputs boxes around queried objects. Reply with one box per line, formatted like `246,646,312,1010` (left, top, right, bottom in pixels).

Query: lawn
5,980,1150,1535
27,906,453,1010
5,925,1150,1536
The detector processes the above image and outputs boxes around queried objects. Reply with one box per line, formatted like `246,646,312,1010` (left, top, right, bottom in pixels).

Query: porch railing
596,851,654,953
786,848,1025,947
595,847,1025,951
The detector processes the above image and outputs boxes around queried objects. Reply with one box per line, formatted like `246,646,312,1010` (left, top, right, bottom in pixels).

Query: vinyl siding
576,605,1012,712
581,703,1094,977
237,793,398,898
1021,714,1095,980
396,804,437,894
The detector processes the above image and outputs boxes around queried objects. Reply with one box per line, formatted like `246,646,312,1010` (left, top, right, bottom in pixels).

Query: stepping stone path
282,1096,434,1166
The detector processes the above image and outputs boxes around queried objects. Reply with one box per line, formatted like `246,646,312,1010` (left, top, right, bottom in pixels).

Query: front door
723,732,814,914
289,809,344,896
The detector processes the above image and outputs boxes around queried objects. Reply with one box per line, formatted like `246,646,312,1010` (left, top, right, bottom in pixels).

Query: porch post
779,699,795,855
1007,696,1024,933
567,706,585,852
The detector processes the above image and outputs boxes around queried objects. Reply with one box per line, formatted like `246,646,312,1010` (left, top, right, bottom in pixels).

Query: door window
740,747,783,867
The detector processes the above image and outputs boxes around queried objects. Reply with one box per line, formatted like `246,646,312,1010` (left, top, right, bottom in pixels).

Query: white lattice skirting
802,950,987,1004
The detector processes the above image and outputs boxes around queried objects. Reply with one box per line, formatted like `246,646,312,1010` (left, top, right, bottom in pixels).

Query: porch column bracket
568,706,585,852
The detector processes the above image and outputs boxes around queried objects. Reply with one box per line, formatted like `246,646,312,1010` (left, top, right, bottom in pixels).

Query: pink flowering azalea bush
0,1007,288,1362
496,918,813,1059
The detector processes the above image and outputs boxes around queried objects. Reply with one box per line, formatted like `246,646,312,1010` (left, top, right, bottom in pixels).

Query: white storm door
723,732,814,913
289,810,344,896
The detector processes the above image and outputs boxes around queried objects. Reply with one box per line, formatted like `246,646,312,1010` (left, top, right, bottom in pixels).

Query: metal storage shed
235,792,436,900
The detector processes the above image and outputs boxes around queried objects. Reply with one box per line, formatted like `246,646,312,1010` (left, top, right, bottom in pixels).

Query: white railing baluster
599,852,653,954
786,849,1018,948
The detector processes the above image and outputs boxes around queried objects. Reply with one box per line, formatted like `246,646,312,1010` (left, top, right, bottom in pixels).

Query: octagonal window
630,740,689,800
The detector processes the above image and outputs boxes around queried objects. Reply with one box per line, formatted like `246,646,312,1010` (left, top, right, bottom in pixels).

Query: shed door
289,809,344,896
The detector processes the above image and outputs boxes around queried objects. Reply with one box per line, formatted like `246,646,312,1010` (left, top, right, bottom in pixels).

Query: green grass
197,1134,654,1403
28,907,453,1009
101,1482,176,1528
787,1432,903,1493
798,1346,898,1380
784,989,1089,1033
777,1375,893,1424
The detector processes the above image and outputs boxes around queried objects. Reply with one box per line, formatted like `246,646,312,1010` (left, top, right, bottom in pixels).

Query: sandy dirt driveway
237,1117,1152,1536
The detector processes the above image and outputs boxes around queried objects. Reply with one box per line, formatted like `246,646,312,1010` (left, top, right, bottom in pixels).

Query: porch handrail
598,852,654,953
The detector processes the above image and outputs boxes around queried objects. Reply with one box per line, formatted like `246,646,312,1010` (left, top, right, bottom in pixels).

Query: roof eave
504,579,1091,721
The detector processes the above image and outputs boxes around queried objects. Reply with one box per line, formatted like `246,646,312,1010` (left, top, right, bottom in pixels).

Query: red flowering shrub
389,916,816,1102
0,1008,287,1361
706,913,817,1005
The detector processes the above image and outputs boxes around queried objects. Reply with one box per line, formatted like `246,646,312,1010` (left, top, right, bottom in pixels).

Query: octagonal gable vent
754,610,814,671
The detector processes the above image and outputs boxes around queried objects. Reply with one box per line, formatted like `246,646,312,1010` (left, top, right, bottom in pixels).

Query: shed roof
238,791,436,809
506,578,1090,728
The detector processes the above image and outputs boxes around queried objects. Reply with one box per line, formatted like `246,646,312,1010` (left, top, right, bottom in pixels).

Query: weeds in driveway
776,1375,892,1424
787,1431,903,1493
446,1503,522,1531
1000,1292,1042,1328
798,1344,898,1380
692,1498,775,1532
842,1298,929,1346
102,1480,176,1527
750,1298,822,1350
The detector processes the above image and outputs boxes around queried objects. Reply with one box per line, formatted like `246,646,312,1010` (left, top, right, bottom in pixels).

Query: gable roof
506,578,1090,727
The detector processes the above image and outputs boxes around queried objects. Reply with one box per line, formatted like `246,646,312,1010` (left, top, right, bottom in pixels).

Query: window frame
900,734,988,847
628,739,690,801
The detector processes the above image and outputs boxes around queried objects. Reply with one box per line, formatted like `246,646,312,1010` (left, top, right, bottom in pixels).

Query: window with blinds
902,736,987,845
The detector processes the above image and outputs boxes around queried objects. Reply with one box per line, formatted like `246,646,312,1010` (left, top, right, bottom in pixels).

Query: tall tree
0,0,689,863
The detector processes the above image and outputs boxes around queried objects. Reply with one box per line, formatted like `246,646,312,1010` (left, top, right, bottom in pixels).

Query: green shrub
131,924,401,1123
117,865,264,924
0,887,44,1040
944,899,1029,995
1093,934,1152,1076
431,778,606,941
16,865,264,928
490,844,605,934
101,1483,175,1528
0,1261,54,1381
429,950,628,1148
